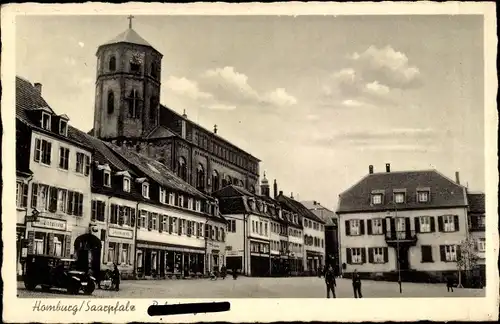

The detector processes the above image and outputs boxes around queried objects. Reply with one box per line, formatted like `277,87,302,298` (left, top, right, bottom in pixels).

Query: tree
455,236,480,288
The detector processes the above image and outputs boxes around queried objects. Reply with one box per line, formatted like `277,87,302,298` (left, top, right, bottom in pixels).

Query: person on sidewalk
325,265,337,298
352,269,362,298
446,274,455,292
112,263,120,292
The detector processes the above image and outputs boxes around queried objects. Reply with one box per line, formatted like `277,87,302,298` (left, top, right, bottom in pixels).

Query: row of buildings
336,163,486,283
15,22,335,279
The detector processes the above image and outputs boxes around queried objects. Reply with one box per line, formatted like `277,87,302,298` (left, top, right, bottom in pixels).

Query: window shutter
456,245,461,261
437,216,444,232
31,183,38,208
78,193,83,216
64,235,72,258
346,248,352,264
430,216,436,232
148,212,152,231
22,183,29,207
453,215,459,232
345,220,350,236
85,155,90,176
389,217,396,234
91,200,97,221
101,202,107,222
367,219,372,235
159,216,163,233
382,219,387,234
130,208,136,227
34,139,41,162
47,142,52,164
169,218,173,234
368,247,374,263
27,231,35,254
100,229,106,241
361,248,366,264
359,220,365,235
414,217,420,233
405,217,411,233
48,233,55,256
439,245,446,262
383,247,389,263
178,219,182,235
118,206,124,225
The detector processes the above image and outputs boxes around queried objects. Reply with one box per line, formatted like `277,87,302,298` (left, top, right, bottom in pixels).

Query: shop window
122,243,130,265
137,250,143,268
34,232,46,255
108,242,117,263
54,235,63,257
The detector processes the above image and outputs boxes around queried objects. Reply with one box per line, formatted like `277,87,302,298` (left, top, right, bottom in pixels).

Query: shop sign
209,242,220,249
32,217,66,231
226,250,239,256
109,228,133,239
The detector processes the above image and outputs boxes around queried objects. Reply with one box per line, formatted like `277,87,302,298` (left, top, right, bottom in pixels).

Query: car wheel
67,282,80,295
24,280,37,291
41,285,51,292
84,280,96,295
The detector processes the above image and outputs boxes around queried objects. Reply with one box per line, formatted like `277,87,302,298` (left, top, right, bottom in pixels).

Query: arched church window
149,96,158,126
212,170,220,191
150,62,158,78
196,164,205,190
109,56,116,71
177,157,187,181
107,91,114,114
127,89,141,119
130,53,142,74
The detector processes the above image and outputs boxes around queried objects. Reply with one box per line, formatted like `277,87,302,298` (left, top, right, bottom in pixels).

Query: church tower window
212,170,220,191
150,62,158,78
109,56,116,71
107,91,115,114
177,157,187,182
130,53,142,74
127,89,141,119
149,96,158,126
196,164,205,190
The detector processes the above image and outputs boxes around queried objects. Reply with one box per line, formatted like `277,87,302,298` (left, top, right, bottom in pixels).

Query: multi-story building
214,177,302,277
276,191,325,275
302,200,340,274
467,192,485,278
337,163,470,282
16,77,96,274
90,21,260,195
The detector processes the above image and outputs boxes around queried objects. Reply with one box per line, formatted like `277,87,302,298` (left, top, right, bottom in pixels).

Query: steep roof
101,28,154,48
277,194,325,224
68,126,135,174
106,143,209,200
467,193,485,214
337,170,468,213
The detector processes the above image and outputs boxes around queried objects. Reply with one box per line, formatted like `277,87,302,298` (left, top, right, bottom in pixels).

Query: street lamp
387,201,402,294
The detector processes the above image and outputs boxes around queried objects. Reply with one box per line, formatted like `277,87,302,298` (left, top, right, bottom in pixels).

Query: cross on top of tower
128,15,135,29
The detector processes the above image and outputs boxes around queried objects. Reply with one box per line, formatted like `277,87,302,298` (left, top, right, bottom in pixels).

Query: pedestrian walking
446,274,455,292
112,263,120,292
352,269,362,298
325,265,337,298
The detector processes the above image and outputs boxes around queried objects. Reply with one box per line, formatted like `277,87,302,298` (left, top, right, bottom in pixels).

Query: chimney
290,192,294,199
273,179,278,198
385,163,391,173
182,109,187,118
279,190,283,196
369,165,374,174
34,82,42,94
455,171,460,185
313,200,317,205
214,124,218,134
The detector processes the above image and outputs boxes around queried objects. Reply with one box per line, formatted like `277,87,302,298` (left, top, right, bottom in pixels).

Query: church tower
93,16,163,139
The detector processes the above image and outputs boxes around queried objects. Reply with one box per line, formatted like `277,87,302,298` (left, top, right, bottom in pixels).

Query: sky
16,15,485,210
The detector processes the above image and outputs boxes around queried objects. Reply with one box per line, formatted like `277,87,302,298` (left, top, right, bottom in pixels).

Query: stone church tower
93,18,163,139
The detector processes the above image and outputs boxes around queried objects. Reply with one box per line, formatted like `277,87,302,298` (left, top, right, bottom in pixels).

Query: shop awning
136,241,205,254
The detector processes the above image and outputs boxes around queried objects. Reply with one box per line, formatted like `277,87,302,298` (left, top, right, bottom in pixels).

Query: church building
90,17,260,197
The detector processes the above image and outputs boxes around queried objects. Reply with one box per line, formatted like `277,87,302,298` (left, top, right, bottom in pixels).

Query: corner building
91,23,260,196
337,164,471,283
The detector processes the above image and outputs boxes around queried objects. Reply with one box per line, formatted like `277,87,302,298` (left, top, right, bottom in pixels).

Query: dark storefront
249,240,270,277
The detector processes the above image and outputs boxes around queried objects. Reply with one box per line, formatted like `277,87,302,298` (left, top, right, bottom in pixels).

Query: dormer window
142,182,150,198
123,177,131,192
41,112,51,130
59,118,68,136
159,187,167,204
371,192,383,205
417,189,430,203
394,191,406,204
188,198,194,210
195,200,201,212
178,195,184,207
103,171,111,187
168,193,175,205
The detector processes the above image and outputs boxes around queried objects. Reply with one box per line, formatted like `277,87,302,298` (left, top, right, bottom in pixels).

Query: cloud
200,66,297,109
78,41,85,48
164,76,213,100
64,57,76,66
342,99,365,107
204,103,237,111
349,45,422,89
364,81,390,96
309,128,439,152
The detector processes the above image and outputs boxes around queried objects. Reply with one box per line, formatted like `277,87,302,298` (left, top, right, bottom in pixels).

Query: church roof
101,28,154,49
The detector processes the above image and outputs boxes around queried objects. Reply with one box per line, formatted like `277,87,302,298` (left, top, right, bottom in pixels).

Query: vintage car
23,254,97,295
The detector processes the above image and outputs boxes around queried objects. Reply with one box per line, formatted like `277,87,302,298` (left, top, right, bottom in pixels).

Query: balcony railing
385,230,417,242
469,225,485,232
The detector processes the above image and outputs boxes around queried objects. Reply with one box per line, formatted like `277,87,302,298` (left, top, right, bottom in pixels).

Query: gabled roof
101,28,154,48
337,170,468,213
106,143,209,200
145,125,177,139
276,194,325,224
467,192,485,214
68,126,134,174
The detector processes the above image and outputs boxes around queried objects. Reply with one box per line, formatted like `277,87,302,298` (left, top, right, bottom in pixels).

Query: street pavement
17,276,485,298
